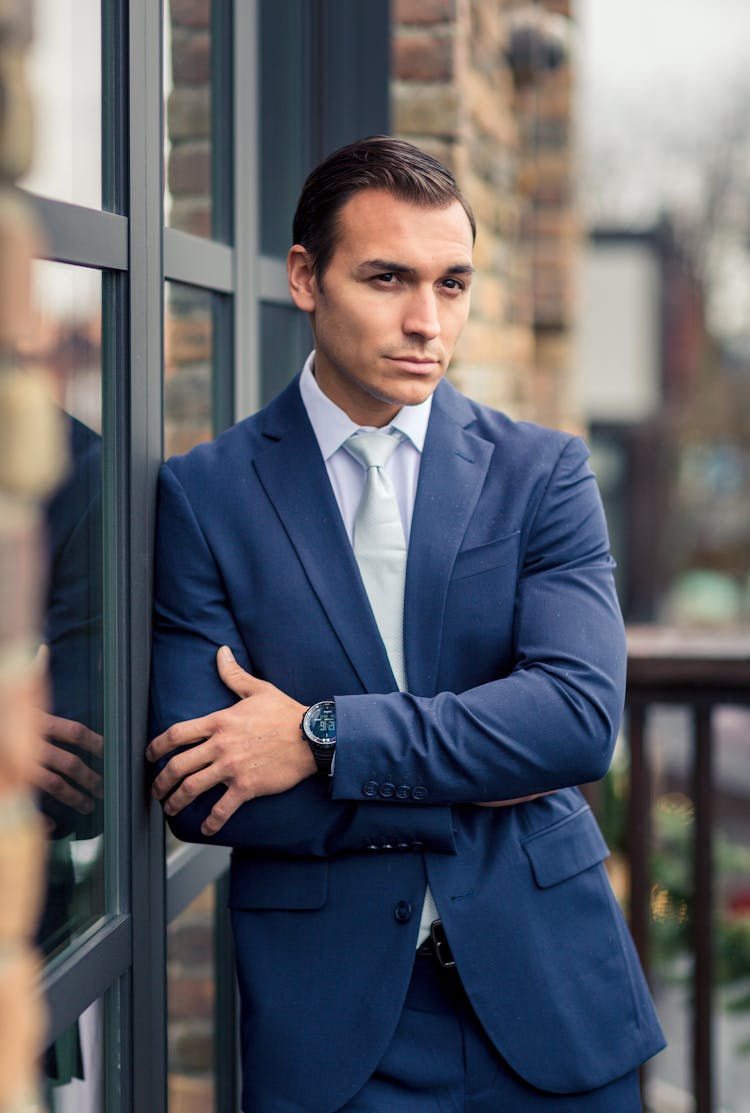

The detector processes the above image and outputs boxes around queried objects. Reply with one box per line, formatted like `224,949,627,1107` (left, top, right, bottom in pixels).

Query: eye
373,272,397,284
441,277,465,292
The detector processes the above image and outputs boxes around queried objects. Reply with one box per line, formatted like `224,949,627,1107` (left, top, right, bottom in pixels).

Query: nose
402,286,440,341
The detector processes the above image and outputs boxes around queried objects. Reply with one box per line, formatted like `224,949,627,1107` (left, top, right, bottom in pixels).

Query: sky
578,0,750,223
577,0,750,336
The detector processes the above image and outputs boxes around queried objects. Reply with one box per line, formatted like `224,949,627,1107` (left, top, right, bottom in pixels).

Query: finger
32,764,95,814
475,791,555,807
39,712,104,758
39,739,104,798
200,784,248,837
162,763,225,817
151,742,214,800
216,645,260,698
147,716,213,761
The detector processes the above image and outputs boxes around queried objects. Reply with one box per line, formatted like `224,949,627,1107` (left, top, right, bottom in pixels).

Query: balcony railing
622,627,750,1113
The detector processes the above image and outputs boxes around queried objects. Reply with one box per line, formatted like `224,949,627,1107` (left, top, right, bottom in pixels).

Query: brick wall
166,0,212,238
167,885,217,1113
0,3,66,1111
392,0,581,431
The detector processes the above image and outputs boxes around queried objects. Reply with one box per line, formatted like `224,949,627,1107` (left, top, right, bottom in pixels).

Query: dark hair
292,135,476,283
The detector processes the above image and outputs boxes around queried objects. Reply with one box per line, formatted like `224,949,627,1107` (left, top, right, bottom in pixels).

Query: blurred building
579,222,708,621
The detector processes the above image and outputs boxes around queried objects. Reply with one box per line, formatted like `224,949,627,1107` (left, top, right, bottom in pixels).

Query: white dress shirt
298,352,439,946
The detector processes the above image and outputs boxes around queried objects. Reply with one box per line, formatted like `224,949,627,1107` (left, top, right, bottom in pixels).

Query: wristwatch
301,700,337,775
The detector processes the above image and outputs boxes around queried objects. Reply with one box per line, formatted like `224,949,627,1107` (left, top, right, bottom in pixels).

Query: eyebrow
356,258,475,277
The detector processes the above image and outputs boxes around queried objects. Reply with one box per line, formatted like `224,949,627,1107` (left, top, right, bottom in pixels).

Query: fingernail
219,645,234,662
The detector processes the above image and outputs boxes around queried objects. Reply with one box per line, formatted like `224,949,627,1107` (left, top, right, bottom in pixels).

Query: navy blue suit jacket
151,376,665,1112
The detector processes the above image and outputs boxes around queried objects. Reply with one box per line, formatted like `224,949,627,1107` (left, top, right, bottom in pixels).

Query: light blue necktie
344,431,407,691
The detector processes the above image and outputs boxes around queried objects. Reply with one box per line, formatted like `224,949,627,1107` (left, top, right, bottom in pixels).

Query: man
148,136,665,1112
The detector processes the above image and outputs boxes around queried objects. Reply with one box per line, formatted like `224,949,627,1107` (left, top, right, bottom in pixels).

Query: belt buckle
430,919,456,969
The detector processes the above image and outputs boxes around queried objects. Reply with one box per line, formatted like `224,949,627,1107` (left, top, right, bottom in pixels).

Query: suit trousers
337,953,643,1113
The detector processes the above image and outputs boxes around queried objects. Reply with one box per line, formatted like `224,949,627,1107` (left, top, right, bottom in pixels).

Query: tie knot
344,430,401,471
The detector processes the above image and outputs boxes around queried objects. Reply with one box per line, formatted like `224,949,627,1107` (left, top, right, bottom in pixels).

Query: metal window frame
27,0,392,1108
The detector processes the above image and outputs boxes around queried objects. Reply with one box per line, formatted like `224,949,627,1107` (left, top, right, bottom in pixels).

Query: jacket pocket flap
451,531,520,581
522,806,610,889
228,857,328,910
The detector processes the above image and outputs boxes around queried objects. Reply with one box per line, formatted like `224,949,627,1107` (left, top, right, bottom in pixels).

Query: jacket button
365,843,379,851
411,785,428,801
379,782,395,799
394,900,413,923
411,840,424,851
362,781,379,797
395,785,411,800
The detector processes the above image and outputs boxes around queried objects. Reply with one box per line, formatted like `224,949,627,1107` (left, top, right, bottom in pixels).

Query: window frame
27,0,390,1108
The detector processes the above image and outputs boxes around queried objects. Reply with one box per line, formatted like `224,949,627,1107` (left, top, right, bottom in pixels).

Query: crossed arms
148,435,626,855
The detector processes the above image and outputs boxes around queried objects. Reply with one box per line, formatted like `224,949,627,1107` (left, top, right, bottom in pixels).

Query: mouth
385,356,441,373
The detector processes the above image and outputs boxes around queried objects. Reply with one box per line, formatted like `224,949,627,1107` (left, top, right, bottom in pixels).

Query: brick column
515,0,581,432
0,3,67,1111
391,0,580,430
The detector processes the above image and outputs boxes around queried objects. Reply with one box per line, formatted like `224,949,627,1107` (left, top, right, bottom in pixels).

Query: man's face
288,189,474,426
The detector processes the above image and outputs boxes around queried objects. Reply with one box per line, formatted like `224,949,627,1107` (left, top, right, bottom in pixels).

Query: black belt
416,919,456,969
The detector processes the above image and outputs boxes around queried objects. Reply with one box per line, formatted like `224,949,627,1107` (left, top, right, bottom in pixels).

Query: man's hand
475,792,554,807
34,712,104,817
147,646,315,836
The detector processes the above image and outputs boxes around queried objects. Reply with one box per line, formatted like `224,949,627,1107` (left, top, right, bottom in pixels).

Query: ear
287,245,318,312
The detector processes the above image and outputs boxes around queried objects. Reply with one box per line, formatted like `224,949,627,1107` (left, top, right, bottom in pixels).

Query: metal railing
624,627,750,1113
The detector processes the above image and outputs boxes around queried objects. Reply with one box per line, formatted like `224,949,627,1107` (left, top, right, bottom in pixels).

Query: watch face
306,701,336,745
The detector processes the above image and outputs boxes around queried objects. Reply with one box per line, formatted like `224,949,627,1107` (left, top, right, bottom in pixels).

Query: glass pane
19,0,101,209
164,282,214,459
260,301,309,407
164,0,214,238
17,262,105,961
42,998,105,1113
259,0,310,256
168,886,217,1113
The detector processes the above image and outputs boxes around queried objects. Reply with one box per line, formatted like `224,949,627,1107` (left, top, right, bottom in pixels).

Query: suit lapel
404,382,494,695
251,380,398,693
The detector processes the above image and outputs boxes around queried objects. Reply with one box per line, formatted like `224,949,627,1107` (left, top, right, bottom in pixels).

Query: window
18,2,389,1108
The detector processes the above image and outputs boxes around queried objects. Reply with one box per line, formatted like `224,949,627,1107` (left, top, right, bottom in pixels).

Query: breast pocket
521,804,610,888
451,530,521,582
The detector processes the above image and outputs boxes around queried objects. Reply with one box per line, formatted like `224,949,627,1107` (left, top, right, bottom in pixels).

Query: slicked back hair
292,135,476,285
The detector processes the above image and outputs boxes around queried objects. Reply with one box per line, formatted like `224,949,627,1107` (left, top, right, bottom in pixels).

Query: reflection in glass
17,262,104,969
168,886,217,1113
260,301,309,407
164,282,214,459
259,0,309,257
164,0,214,238
43,998,104,1113
19,0,101,209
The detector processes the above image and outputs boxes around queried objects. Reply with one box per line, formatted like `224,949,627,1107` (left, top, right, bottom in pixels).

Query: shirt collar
298,351,433,460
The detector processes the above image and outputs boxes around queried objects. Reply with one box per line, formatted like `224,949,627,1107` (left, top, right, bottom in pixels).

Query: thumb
216,645,258,697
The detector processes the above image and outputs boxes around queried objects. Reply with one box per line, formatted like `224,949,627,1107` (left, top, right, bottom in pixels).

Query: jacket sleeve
331,436,627,806
149,462,456,857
